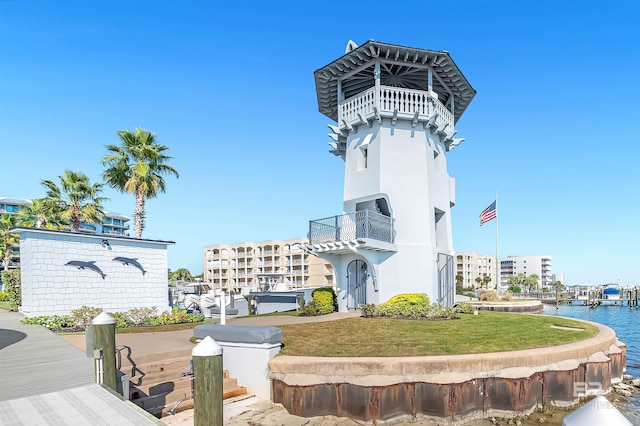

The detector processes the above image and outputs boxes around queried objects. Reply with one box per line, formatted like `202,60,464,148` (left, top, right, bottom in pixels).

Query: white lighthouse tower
306,40,476,310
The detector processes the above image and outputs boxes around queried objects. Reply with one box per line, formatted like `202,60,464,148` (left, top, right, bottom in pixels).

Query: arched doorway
347,260,367,309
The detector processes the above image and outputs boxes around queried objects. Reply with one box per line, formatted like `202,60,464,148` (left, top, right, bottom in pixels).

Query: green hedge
361,293,459,320
1,270,21,311
302,287,337,316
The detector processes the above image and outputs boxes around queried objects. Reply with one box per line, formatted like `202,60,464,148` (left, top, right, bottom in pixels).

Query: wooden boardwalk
0,312,162,425
0,312,94,401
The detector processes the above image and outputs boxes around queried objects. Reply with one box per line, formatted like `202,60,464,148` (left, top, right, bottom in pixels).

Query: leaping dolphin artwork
65,261,106,280
112,257,147,275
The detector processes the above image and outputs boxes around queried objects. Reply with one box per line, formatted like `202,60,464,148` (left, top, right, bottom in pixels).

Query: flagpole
495,191,499,291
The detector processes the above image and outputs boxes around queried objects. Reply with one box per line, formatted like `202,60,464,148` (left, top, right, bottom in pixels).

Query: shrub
479,290,499,301
311,287,337,315
509,285,522,294
300,301,320,316
501,292,512,301
360,303,377,318
377,293,431,318
0,291,8,302
22,315,74,330
127,307,157,326
145,307,204,326
1,270,21,310
455,302,475,314
71,306,103,329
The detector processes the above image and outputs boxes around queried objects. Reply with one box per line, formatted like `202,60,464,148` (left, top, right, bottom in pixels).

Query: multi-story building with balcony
455,252,496,289
203,238,334,292
0,196,130,269
499,255,553,289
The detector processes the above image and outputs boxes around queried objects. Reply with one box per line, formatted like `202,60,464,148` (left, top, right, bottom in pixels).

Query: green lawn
0,301,13,311
279,312,598,357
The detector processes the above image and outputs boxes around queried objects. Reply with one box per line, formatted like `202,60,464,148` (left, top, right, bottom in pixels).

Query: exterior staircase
117,347,248,417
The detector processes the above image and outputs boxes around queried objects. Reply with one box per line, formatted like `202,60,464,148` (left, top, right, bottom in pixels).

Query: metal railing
437,253,455,307
308,209,395,245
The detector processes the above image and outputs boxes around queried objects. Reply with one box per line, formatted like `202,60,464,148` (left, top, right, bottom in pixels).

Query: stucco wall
17,229,172,316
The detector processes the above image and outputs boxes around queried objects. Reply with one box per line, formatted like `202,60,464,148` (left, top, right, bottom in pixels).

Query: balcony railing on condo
309,210,395,245
338,85,454,131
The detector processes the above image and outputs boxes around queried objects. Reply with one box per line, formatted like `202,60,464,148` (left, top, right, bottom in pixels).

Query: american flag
480,201,497,226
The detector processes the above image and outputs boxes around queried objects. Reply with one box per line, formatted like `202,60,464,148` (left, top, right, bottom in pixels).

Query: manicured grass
279,312,598,357
0,301,13,311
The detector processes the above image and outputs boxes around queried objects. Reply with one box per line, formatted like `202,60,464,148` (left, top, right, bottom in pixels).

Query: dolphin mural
65,261,106,280
112,257,147,275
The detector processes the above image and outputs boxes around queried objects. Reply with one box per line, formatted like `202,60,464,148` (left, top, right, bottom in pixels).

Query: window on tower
358,146,368,170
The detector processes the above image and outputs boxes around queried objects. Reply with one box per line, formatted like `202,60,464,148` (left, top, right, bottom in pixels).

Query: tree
17,198,64,230
474,276,482,289
41,170,107,232
526,274,540,292
102,128,179,239
482,275,492,289
0,215,20,271
455,273,464,291
170,268,193,282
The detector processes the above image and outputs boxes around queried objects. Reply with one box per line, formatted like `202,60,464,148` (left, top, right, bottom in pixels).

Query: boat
603,284,621,300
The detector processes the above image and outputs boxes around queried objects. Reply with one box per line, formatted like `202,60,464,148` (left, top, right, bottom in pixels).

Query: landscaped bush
144,307,204,326
301,287,338,316
360,303,377,318
455,302,475,314
509,285,522,294
22,315,75,329
0,291,8,301
479,290,499,301
377,293,431,318
360,294,458,320
71,306,104,329
1,270,21,310
127,307,157,326
311,287,337,314
20,306,202,331
501,292,513,301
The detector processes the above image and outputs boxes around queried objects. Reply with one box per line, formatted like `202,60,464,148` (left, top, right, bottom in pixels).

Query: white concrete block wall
17,229,172,317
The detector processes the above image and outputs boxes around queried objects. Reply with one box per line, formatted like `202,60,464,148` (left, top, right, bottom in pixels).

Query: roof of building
10,226,174,245
314,40,476,124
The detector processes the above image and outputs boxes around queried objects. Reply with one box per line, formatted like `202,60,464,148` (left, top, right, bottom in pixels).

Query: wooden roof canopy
314,40,476,124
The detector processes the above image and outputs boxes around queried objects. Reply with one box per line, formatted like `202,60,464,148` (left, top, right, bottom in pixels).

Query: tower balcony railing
338,85,454,131
309,209,395,245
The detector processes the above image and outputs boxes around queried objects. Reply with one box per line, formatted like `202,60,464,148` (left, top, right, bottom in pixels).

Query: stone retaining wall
269,321,625,424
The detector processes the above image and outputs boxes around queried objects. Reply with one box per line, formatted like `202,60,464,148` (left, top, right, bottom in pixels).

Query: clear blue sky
1,1,639,285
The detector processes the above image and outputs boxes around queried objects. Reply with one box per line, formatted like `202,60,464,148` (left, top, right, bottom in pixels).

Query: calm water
543,304,640,422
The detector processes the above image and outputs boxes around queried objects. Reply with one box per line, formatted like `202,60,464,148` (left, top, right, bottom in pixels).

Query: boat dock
539,287,640,308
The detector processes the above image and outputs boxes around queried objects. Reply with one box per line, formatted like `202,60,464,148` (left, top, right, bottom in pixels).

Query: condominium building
499,255,553,288
0,196,130,269
455,252,496,289
203,238,334,291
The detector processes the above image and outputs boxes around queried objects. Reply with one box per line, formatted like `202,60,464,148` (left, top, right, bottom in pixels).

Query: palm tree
482,275,492,289
41,170,107,232
0,215,19,271
474,276,482,289
102,128,179,238
17,198,64,230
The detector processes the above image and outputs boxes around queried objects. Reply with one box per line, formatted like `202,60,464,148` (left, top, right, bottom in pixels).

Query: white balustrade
338,85,454,130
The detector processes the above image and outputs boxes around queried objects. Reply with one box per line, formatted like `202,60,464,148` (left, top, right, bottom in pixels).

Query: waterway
543,304,640,424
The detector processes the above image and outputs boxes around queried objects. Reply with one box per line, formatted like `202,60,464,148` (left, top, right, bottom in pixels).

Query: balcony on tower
315,41,475,157
308,210,397,253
